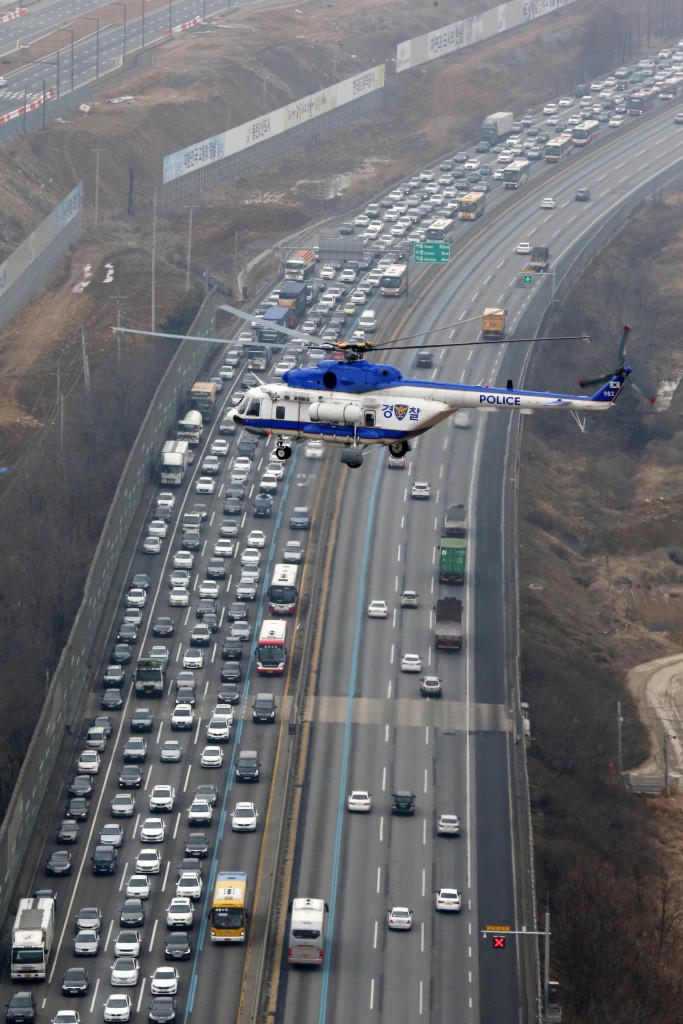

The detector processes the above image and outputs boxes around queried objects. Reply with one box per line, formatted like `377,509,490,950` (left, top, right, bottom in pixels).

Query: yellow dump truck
482,307,506,339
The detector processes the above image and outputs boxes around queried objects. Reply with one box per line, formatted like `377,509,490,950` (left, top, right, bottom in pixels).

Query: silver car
74,929,100,956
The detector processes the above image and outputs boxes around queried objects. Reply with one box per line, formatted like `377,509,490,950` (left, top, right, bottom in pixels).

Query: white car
241,547,261,568
52,1013,80,1024
367,600,388,619
200,745,224,768
283,540,302,563
149,785,175,812
140,817,166,843
150,966,179,995
171,703,195,729
135,848,161,874
110,957,140,986
411,481,431,500
542,102,558,114
259,472,278,492
305,440,324,459
609,114,624,127
231,801,258,831
540,196,556,209
401,653,422,673
247,529,266,548
166,897,194,929
214,538,234,557
435,887,462,912
206,714,231,743
515,241,532,255
198,579,219,599
176,871,203,901
347,790,372,812
195,476,215,494
147,520,168,538
454,410,472,429
103,995,132,1023
74,929,99,956
100,823,124,848
169,587,189,607
126,875,151,900
387,907,413,930
187,798,213,825
437,813,461,836
156,492,175,509
125,588,147,607
320,264,336,279
211,438,229,456
77,750,100,774
114,931,141,957
160,739,182,763
173,551,194,569
558,94,574,107
182,649,204,669
142,536,161,555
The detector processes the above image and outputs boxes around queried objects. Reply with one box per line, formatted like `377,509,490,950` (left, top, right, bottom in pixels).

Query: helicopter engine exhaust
309,402,362,425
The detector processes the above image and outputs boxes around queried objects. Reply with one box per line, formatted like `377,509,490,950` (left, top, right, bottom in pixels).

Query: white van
85,727,107,751
358,310,377,333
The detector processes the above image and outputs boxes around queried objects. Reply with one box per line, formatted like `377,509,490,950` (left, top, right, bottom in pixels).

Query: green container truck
439,537,466,584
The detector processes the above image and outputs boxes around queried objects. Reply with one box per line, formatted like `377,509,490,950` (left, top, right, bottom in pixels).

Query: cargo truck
435,597,463,650
482,307,506,339
527,246,550,273
479,111,514,145
177,409,204,445
11,897,55,980
160,440,189,485
187,381,217,423
439,537,466,584
284,248,316,281
277,281,308,323
254,306,296,345
443,503,467,538
133,656,165,697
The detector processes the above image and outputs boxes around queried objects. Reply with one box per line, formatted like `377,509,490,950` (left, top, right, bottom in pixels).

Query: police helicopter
115,313,634,468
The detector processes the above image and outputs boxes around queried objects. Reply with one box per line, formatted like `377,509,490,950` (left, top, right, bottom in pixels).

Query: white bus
571,119,600,146
425,217,454,241
379,264,408,297
502,159,530,189
256,619,287,675
267,564,299,616
288,898,328,965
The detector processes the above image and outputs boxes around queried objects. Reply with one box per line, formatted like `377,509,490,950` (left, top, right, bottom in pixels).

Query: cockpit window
236,397,250,415
246,398,261,416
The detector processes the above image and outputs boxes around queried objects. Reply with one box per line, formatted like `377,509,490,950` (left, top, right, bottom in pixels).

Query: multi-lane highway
1,87,683,1024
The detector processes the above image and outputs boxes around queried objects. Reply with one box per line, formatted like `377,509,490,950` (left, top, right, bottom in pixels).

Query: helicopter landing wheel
388,441,410,457
341,449,364,468
276,446,292,460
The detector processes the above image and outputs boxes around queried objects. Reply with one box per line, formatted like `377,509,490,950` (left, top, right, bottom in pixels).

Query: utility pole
93,147,101,230
185,207,193,293
617,701,623,787
151,186,157,332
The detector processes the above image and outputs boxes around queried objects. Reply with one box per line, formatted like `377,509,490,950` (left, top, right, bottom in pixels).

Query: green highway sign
413,241,451,264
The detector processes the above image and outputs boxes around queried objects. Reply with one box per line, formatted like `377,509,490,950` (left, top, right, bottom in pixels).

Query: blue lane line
318,453,384,1024
184,447,299,1021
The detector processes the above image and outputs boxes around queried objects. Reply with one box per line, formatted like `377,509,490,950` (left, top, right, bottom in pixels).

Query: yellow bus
458,192,486,220
210,871,248,943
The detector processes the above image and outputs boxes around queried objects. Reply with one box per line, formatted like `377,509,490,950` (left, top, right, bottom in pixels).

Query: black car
339,222,354,235
182,530,201,551
252,493,273,518
129,573,150,590
91,844,117,876
191,502,209,520
117,622,138,645
218,681,240,704
223,496,242,516
57,818,79,843
61,967,89,996
120,898,145,926
153,505,172,523
69,775,93,798
101,688,123,710
391,790,416,815
153,617,175,637
165,931,192,961
226,602,247,623
238,437,258,458
175,685,196,707
46,850,72,876
184,832,210,858
202,613,219,634
220,661,242,684
118,764,142,789
123,737,147,763
475,140,491,153
196,598,217,620
64,796,90,821
221,639,243,663
225,484,245,501
130,708,154,732
149,997,177,1023
194,783,219,807
91,715,114,738
177,857,202,877
575,187,591,201
6,993,36,1024
206,558,226,579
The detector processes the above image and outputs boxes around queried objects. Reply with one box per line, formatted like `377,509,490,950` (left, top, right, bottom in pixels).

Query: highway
0,90,682,1024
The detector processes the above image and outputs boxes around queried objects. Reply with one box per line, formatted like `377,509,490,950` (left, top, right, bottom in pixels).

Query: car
111,957,140,986
149,784,175,811
195,476,215,494
125,587,147,608
400,653,422,672
118,764,142,789
69,774,93,798
111,793,136,817
347,790,372,812
74,928,100,956
160,739,182,762
123,737,147,763
435,887,462,912
156,491,175,510
387,455,405,469
575,187,591,201
367,600,388,618
117,621,139,645
609,114,625,127
46,850,72,875
281,539,303,565
540,197,556,209
103,994,132,1023
147,519,168,538
119,900,145,927
172,550,194,569
231,801,258,831
182,648,204,669
171,704,194,730
75,906,102,932
126,874,151,900
153,616,175,638
99,822,125,847
289,506,311,530
103,663,126,687
182,529,202,551
166,897,194,929
140,816,166,843
206,556,226,579
185,831,210,856
187,799,213,826
165,931,192,961
91,714,114,738
437,813,461,836
175,683,197,706
420,674,443,698
65,796,90,820
150,966,179,996
130,707,154,732
176,871,203,901
5,993,36,1024
400,590,418,608
674,111,683,124
236,577,257,601
411,481,431,500
57,818,79,843
195,597,217,620
387,907,413,930
392,791,416,815
77,749,100,774
136,848,161,874
142,535,162,555
114,930,142,956
227,604,247,626
91,844,117,875
169,587,189,607
51,1014,80,1024
515,241,532,255
220,661,242,684
111,643,132,664
61,966,89,996
229,620,251,641
190,623,212,646
149,995,178,1024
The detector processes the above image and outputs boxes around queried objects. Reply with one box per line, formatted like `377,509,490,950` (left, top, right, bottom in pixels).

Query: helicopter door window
364,411,376,427
246,398,261,416
275,405,286,420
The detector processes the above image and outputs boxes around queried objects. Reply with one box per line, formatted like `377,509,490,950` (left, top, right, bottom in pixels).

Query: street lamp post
84,17,100,79
111,3,127,61
58,27,74,93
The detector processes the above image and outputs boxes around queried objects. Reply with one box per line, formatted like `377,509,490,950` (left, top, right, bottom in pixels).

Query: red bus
256,619,287,675
571,119,600,146
267,564,299,616
544,134,573,163
627,89,657,115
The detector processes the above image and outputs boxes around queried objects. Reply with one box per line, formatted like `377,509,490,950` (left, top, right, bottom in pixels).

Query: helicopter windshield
236,396,251,415
246,398,261,416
